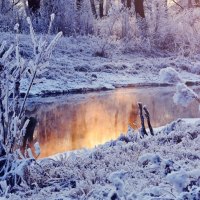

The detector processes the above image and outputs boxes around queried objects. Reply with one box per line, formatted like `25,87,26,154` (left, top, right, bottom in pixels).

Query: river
26,86,200,157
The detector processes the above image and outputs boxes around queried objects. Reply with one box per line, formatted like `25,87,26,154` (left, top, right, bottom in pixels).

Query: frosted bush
109,170,128,182
167,169,189,193
159,67,200,110
138,153,162,167
96,1,200,53
159,67,182,84
167,169,200,194
78,0,94,35
3,118,198,199
0,0,20,32
173,83,199,107
191,64,200,75
178,187,200,200
40,0,94,35
0,16,62,192
0,0,200,55
138,153,162,174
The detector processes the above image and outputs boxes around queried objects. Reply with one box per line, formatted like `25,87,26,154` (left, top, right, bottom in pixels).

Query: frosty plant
0,14,62,192
159,67,200,110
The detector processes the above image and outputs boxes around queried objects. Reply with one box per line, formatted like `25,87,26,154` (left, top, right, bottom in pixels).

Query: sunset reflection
30,87,199,158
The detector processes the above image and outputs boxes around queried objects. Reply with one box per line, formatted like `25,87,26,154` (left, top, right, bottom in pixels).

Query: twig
143,106,154,136
0,96,6,144
19,69,37,118
4,0,21,13
195,96,200,104
161,188,176,198
172,0,184,9
138,102,148,137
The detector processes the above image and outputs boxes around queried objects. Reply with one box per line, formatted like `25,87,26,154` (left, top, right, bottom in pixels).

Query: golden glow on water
31,87,199,158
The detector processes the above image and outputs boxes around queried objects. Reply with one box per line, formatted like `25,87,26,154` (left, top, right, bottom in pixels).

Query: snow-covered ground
1,32,200,96
6,118,200,199
1,31,200,200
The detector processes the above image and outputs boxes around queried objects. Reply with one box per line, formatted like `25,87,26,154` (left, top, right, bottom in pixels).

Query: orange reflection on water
32,87,199,158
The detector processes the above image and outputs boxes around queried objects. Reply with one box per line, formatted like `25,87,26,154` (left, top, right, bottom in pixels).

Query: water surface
27,86,200,157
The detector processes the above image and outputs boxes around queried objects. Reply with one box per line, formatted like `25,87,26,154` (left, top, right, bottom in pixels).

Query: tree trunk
188,0,192,8
122,0,131,8
99,0,104,18
22,117,37,149
155,2,159,33
90,0,97,18
1,0,5,13
76,0,82,10
105,0,111,15
164,0,168,17
28,0,40,13
134,0,145,18
122,12,129,38
195,0,200,6
14,79,20,115
127,0,131,8
121,0,125,6
22,0,29,16
135,0,147,39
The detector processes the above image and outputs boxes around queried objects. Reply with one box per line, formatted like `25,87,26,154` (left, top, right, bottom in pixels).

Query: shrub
0,15,62,194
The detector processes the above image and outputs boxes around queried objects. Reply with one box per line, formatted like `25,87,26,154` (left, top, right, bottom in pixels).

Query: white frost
27,148,34,159
34,142,41,157
159,67,182,84
167,169,189,193
173,83,198,107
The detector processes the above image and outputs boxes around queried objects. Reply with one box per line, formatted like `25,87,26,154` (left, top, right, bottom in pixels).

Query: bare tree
99,0,104,18
105,0,111,15
127,0,131,8
77,0,82,10
90,0,97,18
27,0,40,13
164,0,168,16
121,0,132,8
121,0,125,6
0,0,5,12
188,0,192,8
195,0,200,5
134,0,145,18
0,0,21,14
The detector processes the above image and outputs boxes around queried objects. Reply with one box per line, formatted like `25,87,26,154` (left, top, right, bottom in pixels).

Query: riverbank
7,118,200,199
1,32,200,97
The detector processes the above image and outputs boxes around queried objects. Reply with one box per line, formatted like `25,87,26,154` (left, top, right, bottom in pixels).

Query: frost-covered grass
0,17,62,196
0,32,200,96
5,118,200,200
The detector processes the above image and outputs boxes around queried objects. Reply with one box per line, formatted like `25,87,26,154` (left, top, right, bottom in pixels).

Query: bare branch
172,0,184,9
